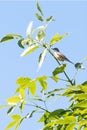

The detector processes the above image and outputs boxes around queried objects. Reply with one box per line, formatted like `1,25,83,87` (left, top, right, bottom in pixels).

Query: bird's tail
66,58,74,65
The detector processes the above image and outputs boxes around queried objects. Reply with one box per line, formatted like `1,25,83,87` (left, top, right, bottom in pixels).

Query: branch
43,44,73,85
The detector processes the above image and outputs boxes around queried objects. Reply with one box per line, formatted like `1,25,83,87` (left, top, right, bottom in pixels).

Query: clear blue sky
0,0,87,130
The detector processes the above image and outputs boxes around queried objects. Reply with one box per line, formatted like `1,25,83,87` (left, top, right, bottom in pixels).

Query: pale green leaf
20,45,39,57
38,49,48,70
0,105,9,109
36,30,45,42
50,33,68,46
52,64,66,76
36,1,43,16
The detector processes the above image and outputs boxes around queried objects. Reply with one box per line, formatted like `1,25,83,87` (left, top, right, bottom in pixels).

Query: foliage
0,1,87,130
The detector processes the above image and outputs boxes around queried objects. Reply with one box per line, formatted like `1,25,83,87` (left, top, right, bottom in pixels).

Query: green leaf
19,88,25,99
17,39,24,49
36,76,47,81
5,34,22,38
16,77,31,87
46,16,54,22
29,80,36,96
35,13,43,21
39,80,47,90
0,36,14,42
37,76,47,90
78,120,87,130
38,112,50,122
0,34,22,43
38,49,48,70
74,100,87,108
50,33,68,46
11,114,21,121
20,45,39,57
5,121,17,130
50,75,59,83
0,105,9,109
6,96,21,105
72,94,87,100
7,106,16,115
26,110,37,119
48,109,67,119
36,30,45,42
36,1,43,16
52,64,66,76
66,123,76,130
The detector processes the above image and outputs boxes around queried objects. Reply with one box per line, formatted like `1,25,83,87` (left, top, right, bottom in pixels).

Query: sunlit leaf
0,105,9,109
20,45,39,57
38,112,50,122
37,76,47,90
48,109,67,119
66,123,76,130
26,21,33,37
50,75,59,83
11,114,21,121
74,100,87,108
50,33,68,46
6,96,21,105
38,49,48,70
29,80,36,96
35,13,43,21
19,88,25,99
72,94,87,100
78,120,87,130
36,76,47,81
39,80,47,90
52,64,66,76
5,121,17,130
16,77,31,87
36,1,43,16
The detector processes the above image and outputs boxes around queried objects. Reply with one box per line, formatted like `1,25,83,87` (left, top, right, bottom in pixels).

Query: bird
52,48,74,65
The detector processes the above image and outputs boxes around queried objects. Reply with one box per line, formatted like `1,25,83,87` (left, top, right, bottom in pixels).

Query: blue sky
0,0,87,130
